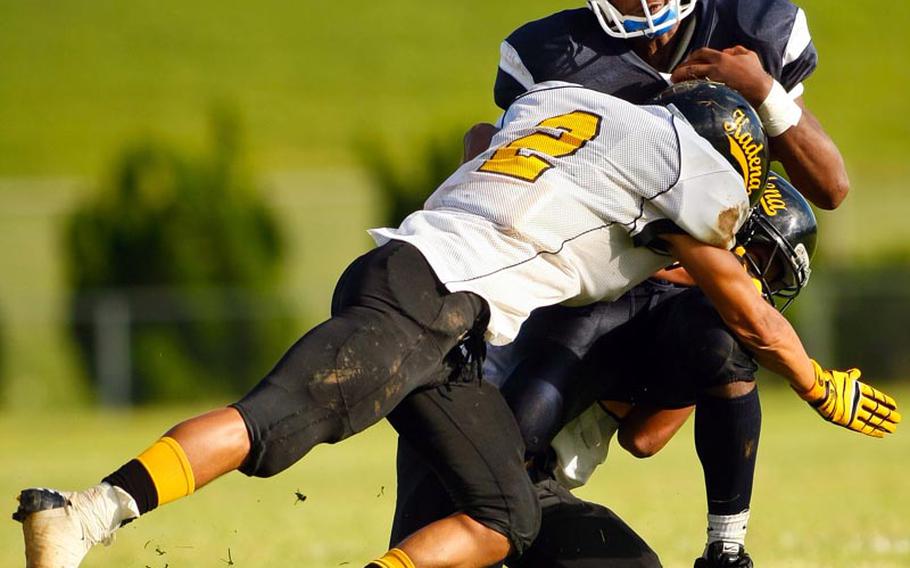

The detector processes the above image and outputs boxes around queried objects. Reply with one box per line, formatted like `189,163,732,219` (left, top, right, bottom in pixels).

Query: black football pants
232,241,486,475
231,241,541,553
391,438,661,568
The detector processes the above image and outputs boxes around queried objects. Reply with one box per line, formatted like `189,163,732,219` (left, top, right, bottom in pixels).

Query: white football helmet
587,0,697,39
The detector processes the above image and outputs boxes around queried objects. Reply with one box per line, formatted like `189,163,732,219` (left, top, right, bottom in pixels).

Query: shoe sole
13,489,69,523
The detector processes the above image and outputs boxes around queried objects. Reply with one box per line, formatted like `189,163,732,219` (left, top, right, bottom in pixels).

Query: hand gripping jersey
370,83,749,345
495,0,816,108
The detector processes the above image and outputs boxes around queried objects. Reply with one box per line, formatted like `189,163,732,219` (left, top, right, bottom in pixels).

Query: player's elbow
618,430,663,459
814,175,849,210
625,443,659,459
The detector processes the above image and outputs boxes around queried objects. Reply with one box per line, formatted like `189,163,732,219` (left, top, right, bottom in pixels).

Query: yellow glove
798,360,901,437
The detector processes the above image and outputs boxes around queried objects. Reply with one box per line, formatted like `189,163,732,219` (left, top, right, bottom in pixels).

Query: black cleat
694,541,754,568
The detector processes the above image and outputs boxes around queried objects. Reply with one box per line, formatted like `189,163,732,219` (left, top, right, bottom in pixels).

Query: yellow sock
136,437,195,506
367,548,416,568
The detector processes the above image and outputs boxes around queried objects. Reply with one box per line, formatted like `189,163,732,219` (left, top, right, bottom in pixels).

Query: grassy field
1,385,908,568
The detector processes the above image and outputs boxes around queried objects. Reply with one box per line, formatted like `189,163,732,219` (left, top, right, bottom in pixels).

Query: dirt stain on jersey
717,207,742,244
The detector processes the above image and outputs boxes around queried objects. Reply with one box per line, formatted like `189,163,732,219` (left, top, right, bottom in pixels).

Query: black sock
102,459,159,516
694,387,761,515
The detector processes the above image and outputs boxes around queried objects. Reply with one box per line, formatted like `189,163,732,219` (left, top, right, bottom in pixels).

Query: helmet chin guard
737,173,818,312
587,0,697,39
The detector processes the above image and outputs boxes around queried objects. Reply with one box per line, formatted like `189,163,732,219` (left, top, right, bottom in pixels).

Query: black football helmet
648,80,770,207
736,172,818,311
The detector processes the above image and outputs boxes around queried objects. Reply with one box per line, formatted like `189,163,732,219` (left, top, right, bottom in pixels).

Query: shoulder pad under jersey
494,9,668,109
703,0,817,92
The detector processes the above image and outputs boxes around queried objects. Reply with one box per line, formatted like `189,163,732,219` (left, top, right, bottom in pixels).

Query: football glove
798,360,901,437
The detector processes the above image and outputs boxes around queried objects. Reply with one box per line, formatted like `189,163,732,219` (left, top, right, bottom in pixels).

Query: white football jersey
370,82,749,344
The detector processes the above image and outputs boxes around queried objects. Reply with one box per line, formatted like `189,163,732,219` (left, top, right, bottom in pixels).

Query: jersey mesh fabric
370,84,747,344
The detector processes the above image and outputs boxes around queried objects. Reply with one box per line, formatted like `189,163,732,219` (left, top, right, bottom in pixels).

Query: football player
461,1,851,563
14,82,898,568
389,173,819,568
494,0,847,208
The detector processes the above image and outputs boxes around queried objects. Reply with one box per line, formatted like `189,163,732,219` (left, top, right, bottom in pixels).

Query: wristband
758,80,803,137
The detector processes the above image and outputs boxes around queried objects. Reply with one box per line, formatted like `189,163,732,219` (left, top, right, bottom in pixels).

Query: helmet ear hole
648,80,770,207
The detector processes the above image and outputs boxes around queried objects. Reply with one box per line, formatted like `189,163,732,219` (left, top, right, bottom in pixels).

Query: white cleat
14,484,136,568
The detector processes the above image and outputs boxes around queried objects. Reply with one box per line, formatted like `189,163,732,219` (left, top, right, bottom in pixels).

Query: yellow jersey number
478,111,602,183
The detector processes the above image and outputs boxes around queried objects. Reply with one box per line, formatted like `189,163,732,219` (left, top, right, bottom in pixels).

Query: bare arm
663,232,816,393
651,265,696,286
671,47,849,209
614,405,694,459
769,99,848,209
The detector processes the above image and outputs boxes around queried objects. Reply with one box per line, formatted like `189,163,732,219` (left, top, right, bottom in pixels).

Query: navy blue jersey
495,0,816,109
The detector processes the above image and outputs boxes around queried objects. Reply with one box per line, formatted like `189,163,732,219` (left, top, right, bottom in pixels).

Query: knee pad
468,478,541,557
232,389,348,478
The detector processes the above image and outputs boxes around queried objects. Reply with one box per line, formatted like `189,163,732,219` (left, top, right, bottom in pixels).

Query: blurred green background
0,1,908,566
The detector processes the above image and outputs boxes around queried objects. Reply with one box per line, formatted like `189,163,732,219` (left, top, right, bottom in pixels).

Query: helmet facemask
587,0,698,39
739,215,811,311
736,174,817,312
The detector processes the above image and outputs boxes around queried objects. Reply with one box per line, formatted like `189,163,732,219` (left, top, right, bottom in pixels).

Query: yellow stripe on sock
136,436,196,505
369,548,416,568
